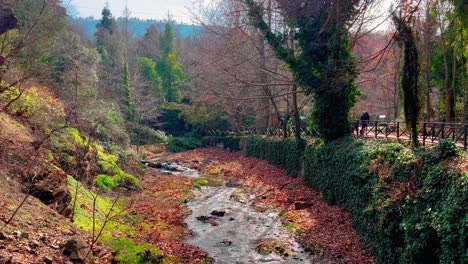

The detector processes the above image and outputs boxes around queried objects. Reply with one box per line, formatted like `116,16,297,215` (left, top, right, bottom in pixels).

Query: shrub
95,151,141,191
167,137,207,153
0,86,65,132
214,136,240,152
132,126,169,145
95,175,118,191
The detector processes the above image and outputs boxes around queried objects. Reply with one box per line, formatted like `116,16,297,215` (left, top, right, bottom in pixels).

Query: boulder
60,237,94,264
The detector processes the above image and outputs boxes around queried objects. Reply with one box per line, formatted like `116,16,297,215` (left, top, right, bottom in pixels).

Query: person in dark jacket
360,112,370,133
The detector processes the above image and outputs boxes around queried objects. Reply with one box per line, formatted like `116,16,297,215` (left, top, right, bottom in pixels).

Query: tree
47,31,100,111
122,63,136,121
160,23,175,56
95,5,124,100
136,24,160,61
156,23,185,103
0,0,66,90
245,0,360,142
138,57,162,96
393,3,421,147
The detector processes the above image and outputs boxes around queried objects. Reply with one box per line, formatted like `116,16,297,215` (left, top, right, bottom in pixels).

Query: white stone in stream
184,187,313,263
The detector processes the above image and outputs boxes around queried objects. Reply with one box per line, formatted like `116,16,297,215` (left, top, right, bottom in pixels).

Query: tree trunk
292,84,301,140
423,4,432,121
393,15,420,148
394,52,401,120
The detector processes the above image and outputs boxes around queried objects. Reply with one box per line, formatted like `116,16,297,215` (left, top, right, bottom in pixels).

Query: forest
0,0,466,263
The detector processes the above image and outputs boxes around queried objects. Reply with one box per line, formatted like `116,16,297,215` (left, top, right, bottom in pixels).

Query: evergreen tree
139,57,162,96
160,23,175,55
156,23,185,103
123,63,136,121
95,6,122,69
99,6,114,33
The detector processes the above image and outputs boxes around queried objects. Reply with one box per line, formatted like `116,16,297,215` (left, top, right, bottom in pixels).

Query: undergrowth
167,136,207,153
52,128,140,191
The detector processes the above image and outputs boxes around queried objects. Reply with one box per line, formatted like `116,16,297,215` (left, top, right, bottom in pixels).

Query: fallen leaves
129,171,209,263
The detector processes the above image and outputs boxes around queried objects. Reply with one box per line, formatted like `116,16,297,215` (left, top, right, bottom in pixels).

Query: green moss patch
68,176,162,262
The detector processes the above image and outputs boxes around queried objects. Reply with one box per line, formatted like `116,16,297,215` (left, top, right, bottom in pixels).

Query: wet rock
196,216,218,226
225,179,243,188
229,189,248,203
60,237,93,263
220,240,232,246
256,239,292,258
144,161,163,169
186,187,311,263
211,210,226,217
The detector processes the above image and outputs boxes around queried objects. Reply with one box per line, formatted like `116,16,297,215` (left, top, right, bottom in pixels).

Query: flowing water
145,158,312,263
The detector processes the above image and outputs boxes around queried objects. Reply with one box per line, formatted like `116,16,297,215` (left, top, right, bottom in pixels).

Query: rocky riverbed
145,158,312,263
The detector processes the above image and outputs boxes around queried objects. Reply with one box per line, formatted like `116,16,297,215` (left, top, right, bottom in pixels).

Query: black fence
207,127,318,139
353,121,468,151
208,121,468,151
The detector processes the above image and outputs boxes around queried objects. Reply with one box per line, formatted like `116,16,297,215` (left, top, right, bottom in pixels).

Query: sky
65,0,395,30
65,0,196,23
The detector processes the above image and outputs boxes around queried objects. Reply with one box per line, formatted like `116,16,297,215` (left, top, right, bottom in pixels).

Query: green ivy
246,137,467,263
246,137,305,177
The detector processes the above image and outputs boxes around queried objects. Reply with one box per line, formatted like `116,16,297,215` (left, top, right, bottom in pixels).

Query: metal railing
207,127,314,138
207,121,468,151
352,121,468,150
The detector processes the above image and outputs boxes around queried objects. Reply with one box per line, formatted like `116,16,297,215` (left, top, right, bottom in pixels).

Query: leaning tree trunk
393,15,420,148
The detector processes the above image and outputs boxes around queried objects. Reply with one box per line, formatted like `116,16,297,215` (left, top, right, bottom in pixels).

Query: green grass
112,239,163,263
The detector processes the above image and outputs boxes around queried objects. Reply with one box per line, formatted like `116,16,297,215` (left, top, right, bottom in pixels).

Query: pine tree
99,6,114,33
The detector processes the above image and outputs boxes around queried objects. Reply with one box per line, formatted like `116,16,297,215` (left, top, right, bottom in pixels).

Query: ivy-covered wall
246,136,305,177
246,136,467,264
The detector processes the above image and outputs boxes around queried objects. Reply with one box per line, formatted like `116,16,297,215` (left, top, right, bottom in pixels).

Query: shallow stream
145,158,312,263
